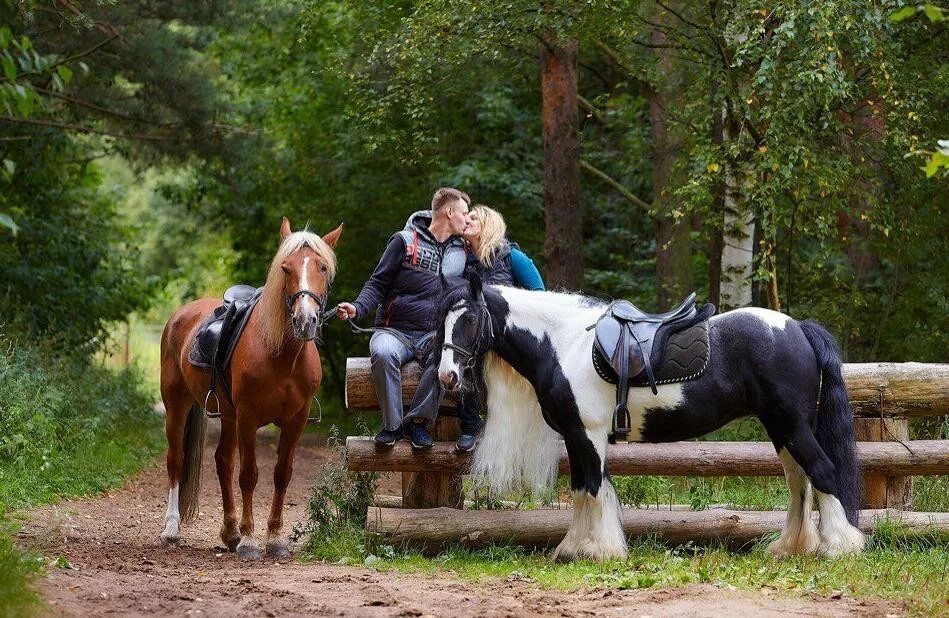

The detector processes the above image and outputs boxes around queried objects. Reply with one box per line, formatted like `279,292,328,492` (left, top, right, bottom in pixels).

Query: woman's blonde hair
471,205,507,267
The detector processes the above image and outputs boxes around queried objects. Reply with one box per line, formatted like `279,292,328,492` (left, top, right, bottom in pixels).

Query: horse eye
462,314,475,324
281,263,290,274
320,264,328,273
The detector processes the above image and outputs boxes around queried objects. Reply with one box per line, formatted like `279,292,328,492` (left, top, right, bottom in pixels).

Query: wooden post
401,414,463,509
853,417,912,509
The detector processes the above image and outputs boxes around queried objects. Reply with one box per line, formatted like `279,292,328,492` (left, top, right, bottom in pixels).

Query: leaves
0,213,18,235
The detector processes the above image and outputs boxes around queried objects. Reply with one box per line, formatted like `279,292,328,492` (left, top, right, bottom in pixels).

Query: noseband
285,288,328,313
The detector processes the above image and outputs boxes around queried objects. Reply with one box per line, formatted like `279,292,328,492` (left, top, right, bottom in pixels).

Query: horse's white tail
470,352,561,496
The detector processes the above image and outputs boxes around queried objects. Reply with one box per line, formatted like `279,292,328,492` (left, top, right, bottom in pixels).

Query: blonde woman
463,205,544,290
455,205,544,451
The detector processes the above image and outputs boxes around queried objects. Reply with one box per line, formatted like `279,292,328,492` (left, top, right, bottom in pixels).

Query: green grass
0,339,164,617
302,525,949,615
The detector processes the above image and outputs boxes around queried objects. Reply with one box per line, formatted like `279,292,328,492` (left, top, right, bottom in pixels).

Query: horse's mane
257,230,338,355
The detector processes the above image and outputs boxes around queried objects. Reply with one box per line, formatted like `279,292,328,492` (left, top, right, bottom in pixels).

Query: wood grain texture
366,507,949,549
346,437,949,477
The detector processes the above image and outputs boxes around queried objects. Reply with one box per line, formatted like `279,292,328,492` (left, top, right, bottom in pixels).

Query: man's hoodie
353,210,468,333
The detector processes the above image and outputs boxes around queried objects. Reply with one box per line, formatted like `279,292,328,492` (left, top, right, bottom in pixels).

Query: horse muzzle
292,312,321,341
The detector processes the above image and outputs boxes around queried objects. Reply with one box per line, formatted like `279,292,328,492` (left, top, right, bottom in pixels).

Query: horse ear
465,264,483,301
280,217,292,241
321,223,343,248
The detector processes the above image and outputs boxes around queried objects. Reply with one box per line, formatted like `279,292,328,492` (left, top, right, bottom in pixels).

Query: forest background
0,1,945,611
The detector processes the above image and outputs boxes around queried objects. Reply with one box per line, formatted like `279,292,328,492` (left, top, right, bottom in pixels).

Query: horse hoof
224,536,240,552
266,541,292,560
237,542,262,561
160,534,180,548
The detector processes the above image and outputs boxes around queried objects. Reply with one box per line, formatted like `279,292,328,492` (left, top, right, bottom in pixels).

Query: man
337,187,471,448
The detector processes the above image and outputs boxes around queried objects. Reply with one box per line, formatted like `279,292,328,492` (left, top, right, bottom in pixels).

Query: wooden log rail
346,437,949,477
366,506,949,549
345,360,949,418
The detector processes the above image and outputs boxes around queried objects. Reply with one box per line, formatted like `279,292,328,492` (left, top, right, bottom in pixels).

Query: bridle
441,298,494,371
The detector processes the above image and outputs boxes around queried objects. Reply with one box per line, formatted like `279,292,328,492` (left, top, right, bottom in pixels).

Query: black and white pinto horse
433,274,865,561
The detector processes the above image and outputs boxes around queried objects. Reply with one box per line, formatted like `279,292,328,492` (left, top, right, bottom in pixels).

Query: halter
441,299,494,371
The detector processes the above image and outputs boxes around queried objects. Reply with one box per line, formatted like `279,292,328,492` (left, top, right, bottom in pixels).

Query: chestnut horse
159,217,341,560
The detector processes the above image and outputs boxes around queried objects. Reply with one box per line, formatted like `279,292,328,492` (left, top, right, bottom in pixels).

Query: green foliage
298,425,379,559
0,337,163,511
0,526,42,618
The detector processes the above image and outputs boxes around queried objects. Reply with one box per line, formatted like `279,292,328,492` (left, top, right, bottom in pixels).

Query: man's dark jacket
353,210,468,333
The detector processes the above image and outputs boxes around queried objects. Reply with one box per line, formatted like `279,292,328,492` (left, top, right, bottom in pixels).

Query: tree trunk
649,22,693,309
719,114,754,310
541,31,583,290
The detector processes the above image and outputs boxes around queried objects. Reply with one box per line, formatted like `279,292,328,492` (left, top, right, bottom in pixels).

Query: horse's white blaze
295,255,317,317
161,484,180,541
769,449,818,557
815,492,865,557
438,307,466,380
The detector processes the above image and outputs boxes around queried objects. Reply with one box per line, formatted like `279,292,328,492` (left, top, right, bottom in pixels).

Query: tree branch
0,115,176,142
654,0,706,31
578,95,606,124
580,160,652,211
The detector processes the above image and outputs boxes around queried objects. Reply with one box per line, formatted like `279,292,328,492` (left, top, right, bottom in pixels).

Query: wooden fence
344,360,949,547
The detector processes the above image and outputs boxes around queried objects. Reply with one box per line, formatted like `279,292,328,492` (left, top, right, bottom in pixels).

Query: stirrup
609,404,631,444
306,397,323,424
203,389,222,418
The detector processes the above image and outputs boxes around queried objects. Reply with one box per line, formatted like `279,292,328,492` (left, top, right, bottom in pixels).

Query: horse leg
265,410,308,559
772,424,864,557
552,428,626,562
235,416,262,561
767,449,818,557
160,388,190,547
215,416,240,551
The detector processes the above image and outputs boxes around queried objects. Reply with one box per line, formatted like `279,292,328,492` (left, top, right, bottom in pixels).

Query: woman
463,204,544,291
454,205,544,451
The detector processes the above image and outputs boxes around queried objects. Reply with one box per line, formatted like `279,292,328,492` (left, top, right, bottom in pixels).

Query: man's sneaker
455,432,480,452
404,422,433,450
374,429,400,447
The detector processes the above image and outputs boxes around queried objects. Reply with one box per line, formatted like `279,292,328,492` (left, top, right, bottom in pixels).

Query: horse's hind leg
160,384,190,547
215,416,240,551
767,450,819,557
764,418,864,557
265,409,308,559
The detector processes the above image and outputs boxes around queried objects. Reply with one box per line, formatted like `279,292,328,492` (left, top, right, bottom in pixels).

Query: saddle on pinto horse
590,293,716,443
188,284,263,416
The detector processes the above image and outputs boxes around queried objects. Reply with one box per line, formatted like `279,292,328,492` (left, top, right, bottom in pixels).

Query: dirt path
17,425,905,617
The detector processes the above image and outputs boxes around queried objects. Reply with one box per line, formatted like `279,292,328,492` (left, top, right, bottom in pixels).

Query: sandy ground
16,424,906,617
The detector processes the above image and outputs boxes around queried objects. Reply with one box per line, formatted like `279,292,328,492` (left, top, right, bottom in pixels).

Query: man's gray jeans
369,330,441,431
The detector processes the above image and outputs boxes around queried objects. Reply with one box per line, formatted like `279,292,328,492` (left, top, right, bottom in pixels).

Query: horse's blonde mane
257,230,337,355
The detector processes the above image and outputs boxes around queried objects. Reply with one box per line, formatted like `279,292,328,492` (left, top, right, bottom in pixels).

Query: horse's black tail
799,320,861,526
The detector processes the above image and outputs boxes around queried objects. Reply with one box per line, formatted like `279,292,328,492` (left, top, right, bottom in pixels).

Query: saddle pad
592,320,710,388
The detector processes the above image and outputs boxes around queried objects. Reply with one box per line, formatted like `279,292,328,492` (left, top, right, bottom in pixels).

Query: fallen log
366,506,949,549
345,359,949,418
346,437,949,477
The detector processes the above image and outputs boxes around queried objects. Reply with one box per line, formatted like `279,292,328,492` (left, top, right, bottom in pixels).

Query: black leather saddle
188,284,262,415
590,293,716,442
